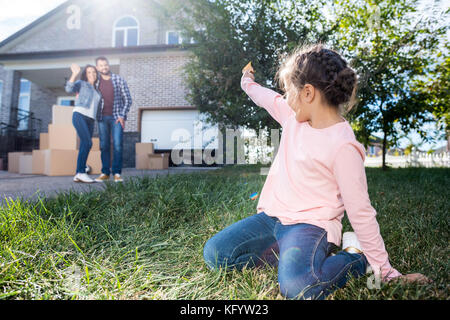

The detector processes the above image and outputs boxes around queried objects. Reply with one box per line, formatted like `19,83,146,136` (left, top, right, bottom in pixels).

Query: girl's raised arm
241,72,294,127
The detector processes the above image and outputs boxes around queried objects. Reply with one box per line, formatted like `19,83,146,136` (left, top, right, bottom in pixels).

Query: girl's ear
302,84,315,103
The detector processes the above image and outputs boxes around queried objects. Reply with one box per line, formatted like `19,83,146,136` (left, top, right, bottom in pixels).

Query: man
94,56,132,183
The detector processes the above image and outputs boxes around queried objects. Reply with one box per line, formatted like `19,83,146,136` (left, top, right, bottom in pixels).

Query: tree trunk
379,103,388,170
382,129,388,171
447,129,450,152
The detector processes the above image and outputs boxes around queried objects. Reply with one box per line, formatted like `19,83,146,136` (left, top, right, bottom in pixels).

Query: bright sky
0,0,66,42
0,0,447,151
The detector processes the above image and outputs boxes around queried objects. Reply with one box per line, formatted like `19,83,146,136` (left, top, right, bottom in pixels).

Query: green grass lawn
0,165,449,300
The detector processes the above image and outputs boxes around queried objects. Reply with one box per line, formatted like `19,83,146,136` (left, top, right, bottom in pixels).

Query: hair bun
276,44,358,113
325,68,356,106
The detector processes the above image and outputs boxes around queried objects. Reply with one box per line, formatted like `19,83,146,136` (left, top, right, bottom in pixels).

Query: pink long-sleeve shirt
242,75,401,281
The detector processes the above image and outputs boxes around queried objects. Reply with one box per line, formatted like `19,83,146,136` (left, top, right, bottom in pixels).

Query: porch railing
364,151,450,168
0,108,42,170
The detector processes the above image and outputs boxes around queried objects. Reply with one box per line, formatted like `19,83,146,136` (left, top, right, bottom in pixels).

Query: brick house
0,0,218,168
365,135,383,157
365,135,405,157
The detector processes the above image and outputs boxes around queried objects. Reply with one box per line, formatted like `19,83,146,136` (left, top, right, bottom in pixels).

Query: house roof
369,135,383,144
0,1,72,50
0,0,193,62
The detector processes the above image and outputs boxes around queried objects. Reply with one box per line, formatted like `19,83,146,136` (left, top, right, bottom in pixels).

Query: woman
65,63,102,183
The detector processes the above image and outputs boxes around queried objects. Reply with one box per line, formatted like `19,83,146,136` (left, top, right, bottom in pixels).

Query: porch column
0,70,21,128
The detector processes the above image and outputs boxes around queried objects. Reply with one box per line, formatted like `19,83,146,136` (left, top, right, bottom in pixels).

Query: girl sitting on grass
203,44,430,299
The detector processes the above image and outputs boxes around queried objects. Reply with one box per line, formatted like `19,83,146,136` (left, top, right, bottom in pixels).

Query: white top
73,90,101,119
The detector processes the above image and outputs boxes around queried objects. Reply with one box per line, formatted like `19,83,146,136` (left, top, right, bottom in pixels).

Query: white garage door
141,109,219,150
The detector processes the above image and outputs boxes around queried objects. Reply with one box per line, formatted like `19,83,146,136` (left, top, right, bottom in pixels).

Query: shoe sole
344,246,363,254
74,179,95,184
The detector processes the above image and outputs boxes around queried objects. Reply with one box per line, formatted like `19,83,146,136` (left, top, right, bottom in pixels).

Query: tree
152,0,334,132
331,0,449,169
415,43,450,152
152,0,448,168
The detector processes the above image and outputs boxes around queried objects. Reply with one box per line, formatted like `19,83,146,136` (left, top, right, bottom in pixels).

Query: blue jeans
72,112,94,174
98,115,123,175
203,212,368,300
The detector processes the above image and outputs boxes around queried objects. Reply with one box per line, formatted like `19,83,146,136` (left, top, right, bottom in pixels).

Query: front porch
0,55,120,168
0,45,191,169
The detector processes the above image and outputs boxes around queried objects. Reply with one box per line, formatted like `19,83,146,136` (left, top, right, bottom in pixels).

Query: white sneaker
342,232,363,254
73,173,95,184
114,174,124,183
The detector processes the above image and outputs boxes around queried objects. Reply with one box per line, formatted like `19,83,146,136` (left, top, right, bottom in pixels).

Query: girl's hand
242,70,255,81
393,273,432,284
70,63,81,76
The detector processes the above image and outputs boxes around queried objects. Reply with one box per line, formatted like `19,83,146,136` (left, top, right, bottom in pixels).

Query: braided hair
277,44,357,114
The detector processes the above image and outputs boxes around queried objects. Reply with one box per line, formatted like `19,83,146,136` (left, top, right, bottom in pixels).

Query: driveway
0,167,220,204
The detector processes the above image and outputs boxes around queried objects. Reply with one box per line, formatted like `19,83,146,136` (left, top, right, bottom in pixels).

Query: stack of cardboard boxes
7,152,32,174
136,143,170,170
8,105,102,176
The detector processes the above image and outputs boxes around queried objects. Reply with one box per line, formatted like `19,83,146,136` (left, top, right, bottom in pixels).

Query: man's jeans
72,112,94,174
98,115,123,175
203,212,368,300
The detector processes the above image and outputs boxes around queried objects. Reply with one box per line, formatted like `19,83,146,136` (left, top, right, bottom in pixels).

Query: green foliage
153,0,333,131
330,0,449,165
414,43,450,145
152,0,448,165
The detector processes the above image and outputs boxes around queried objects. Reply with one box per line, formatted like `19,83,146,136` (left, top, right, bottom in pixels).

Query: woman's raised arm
65,64,82,93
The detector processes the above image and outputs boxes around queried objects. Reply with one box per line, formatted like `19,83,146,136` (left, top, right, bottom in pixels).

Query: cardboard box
19,155,33,175
136,153,169,170
136,153,150,170
40,133,49,150
48,124,80,150
32,150,47,175
92,137,100,152
44,150,78,176
148,153,170,170
136,143,154,155
86,150,102,175
8,152,32,173
52,105,74,125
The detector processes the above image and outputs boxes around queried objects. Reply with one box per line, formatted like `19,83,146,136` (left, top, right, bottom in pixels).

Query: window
17,79,31,131
166,31,196,45
57,96,76,106
113,16,139,47
167,31,182,45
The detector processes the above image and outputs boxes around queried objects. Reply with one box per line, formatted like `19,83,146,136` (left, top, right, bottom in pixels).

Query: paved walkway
0,167,220,204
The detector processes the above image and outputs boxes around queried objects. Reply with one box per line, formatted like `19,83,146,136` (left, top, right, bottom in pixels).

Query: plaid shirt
96,73,132,121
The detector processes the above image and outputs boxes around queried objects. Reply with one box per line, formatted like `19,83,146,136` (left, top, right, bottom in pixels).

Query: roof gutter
0,44,194,62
